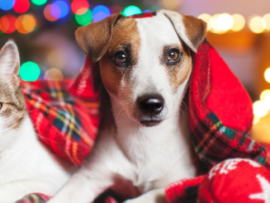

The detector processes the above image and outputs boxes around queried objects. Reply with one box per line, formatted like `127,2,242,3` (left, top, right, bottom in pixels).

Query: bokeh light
198,13,212,31
264,94,270,110
263,14,270,30
0,15,17,34
110,5,122,14
216,13,234,32
260,89,270,101
20,61,41,81
14,0,30,14
75,9,92,26
16,14,36,34
53,0,70,19
50,4,61,20
264,68,270,83
0,0,15,11
31,0,47,6
92,5,110,22
123,5,142,17
231,14,245,32
249,16,266,33
147,6,159,12
71,0,89,15
253,116,260,124
253,100,268,118
210,14,223,34
44,68,64,81
44,4,59,22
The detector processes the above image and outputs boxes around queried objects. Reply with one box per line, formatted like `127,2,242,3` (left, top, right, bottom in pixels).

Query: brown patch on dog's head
182,15,207,50
75,14,123,63
99,18,140,97
161,10,207,53
75,16,140,97
160,40,192,93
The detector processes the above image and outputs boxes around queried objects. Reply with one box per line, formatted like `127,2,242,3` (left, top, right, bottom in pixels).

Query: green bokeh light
75,9,93,26
148,6,160,12
123,5,142,17
31,0,47,6
20,61,41,82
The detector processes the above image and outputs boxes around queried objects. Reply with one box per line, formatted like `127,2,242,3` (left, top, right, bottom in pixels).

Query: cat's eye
0,103,3,110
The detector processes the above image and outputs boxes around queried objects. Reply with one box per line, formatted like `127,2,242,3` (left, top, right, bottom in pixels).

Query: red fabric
69,57,101,101
189,41,269,168
198,158,270,203
206,46,253,132
165,176,205,203
22,78,100,165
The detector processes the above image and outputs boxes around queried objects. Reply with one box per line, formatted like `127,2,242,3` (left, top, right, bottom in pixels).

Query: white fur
0,41,74,203
49,12,199,203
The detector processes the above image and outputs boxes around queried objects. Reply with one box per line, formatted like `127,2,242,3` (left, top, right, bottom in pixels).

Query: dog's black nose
137,95,164,115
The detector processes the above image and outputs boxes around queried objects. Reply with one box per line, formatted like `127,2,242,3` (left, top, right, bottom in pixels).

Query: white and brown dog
49,10,207,203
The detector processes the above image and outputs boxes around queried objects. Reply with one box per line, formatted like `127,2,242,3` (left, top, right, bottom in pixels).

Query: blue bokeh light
92,5,110,22
50,4,61,19
143,10,151,12
0,0,15,11
53,0,70,19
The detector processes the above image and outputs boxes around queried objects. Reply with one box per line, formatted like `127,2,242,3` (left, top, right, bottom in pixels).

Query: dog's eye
114,51,127,63
167,49,179,62
0,103,3,110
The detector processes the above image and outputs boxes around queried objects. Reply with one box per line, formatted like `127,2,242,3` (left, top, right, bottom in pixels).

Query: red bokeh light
110,5,123,14
44,4,59,22
14,0,30,14
0,15,17,34
71,0,89,15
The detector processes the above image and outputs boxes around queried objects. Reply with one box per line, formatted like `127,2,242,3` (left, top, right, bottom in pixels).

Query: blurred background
0,0,270,142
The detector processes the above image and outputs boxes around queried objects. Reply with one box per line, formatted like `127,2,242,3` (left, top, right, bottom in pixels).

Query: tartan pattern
189,41,270,169
21,79,100,165
16,194,50,203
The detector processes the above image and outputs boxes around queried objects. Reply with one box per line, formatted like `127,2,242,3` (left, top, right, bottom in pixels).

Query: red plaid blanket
22,79,100,166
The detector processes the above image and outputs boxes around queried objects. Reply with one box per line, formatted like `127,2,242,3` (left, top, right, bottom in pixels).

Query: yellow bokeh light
216,13,234,32
249,16,266,33
263,13,270,30
253,100,268,117
44,68,64,81
264,68,270,83
210,14,223,34
264,94,270,110
260,89,270,101
16,14,36,34
253,116,260,124
231,14,245,32
23,14,36,32
198,13,212,31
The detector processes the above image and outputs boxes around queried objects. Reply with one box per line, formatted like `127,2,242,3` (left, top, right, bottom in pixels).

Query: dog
48,10,207,203
0,41,74,203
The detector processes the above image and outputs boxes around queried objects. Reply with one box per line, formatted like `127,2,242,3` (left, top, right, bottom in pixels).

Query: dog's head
75,10,207,127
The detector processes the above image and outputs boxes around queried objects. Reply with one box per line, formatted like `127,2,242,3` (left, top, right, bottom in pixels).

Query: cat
0,40,74,203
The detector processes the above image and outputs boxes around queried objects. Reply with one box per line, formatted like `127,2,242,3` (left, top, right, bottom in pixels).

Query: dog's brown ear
160,10,207,53
75,14,123,62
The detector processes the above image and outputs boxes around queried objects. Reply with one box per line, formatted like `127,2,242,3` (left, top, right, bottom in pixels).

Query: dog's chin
139,120,163,127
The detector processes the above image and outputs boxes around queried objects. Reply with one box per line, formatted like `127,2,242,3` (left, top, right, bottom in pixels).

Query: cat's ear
0,40,20,87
